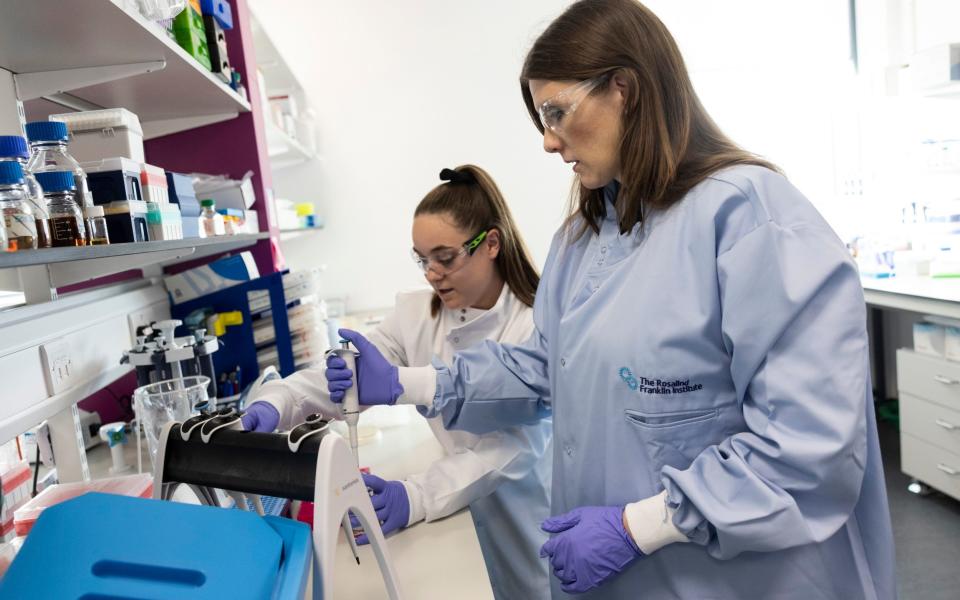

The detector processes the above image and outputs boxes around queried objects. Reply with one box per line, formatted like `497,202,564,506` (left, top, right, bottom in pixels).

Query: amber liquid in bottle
35,219,51,248
50,216,86,247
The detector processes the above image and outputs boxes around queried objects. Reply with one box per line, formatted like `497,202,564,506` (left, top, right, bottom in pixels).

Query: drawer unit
900,392,960,456
901,433,960,501
896,348,960,410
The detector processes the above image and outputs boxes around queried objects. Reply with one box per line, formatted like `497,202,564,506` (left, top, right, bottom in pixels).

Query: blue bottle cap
35,171,76,193
0,136,29,158
25,121,68,143
0,161,24,185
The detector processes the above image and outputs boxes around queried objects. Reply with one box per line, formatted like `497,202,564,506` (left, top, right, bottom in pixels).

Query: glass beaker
134,376,209,469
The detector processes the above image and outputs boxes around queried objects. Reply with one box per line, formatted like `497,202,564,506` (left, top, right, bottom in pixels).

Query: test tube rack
152,415,403,600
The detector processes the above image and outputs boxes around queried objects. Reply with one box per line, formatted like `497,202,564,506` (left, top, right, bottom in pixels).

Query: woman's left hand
540,505,644,594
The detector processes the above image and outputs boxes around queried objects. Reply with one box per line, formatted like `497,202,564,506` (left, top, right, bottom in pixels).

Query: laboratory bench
73,408,496,599
862,276,960,503
331,406,494,599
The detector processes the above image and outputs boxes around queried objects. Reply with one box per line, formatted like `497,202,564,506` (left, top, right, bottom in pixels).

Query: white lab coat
255,285,552,600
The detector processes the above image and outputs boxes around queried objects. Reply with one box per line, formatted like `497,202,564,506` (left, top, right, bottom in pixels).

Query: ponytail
415,164,540,317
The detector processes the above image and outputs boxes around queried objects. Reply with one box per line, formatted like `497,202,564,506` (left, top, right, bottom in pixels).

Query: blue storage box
201,0,233,29
167,171,202,238
0,492,311,600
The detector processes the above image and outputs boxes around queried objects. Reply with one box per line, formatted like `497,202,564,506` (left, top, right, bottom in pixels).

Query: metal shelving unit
0,0,251,138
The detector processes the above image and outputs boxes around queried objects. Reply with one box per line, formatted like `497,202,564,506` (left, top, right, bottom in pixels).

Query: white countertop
81,408,494,599
861,276,960,319
330,406,493,599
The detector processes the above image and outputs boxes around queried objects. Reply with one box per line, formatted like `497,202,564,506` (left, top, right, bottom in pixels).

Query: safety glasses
411,230,489,276
537,76,607,134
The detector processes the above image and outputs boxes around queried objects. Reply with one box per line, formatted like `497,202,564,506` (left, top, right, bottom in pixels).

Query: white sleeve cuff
401,479,426,526
396,366,437,407
623,490,690,555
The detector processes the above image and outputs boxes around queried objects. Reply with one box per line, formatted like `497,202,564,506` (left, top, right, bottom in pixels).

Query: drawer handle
937,463,959,476
935,419,958,431
933,374,960,385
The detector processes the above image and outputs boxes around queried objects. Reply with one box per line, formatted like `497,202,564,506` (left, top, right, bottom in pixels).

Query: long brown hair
415,165,540,317
520,0,778,237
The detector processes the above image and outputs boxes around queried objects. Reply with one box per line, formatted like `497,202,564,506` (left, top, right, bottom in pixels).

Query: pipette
333,339,361,465
329,340,362,564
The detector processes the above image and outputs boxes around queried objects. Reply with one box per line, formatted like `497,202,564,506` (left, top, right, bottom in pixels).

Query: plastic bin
13,473,153,537
49,108,145,163
0,493,311,599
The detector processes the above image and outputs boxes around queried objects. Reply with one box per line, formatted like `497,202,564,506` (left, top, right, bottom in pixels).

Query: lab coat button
600,245,607,254
560,358,566,367
453,336,460,343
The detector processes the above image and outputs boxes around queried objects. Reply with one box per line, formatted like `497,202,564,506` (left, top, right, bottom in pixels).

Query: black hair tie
439,168,476,185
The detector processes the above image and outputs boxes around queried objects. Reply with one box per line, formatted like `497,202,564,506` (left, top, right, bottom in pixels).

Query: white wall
251,0,854,312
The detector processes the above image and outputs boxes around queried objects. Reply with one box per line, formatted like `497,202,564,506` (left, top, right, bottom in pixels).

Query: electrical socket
40,338,76,395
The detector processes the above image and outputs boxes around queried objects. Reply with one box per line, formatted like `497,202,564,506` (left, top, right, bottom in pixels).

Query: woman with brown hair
328,1,895,598
245,165,552,599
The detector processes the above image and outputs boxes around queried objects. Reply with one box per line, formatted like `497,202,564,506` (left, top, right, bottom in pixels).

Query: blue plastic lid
35,171,75,193
0,136,29,158
25,121,68,143
0,161,24,185
201,0,233,29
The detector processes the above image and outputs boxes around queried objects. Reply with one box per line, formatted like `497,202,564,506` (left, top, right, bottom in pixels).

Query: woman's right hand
326,329,405,405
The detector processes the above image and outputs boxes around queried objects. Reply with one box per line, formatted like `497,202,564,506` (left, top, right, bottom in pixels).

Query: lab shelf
0,233,269,291
0,0,251,139
266,123,317,169
278,226,323,241
249,10,306,97
0,234,269,269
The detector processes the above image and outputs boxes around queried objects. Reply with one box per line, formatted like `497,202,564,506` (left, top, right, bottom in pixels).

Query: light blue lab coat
422,165,896,599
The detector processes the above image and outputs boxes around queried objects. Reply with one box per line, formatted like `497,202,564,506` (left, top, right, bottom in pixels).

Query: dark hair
520,0,779,237
415,164,540,317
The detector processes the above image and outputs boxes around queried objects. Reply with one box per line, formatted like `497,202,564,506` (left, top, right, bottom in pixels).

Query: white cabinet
897,348,960,500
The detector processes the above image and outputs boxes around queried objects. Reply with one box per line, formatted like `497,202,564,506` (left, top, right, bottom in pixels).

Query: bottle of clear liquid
0,161,38,251
84,205,110,245
0,135,50,247
200,198,225,237
35,171,86,247
25,121,94,208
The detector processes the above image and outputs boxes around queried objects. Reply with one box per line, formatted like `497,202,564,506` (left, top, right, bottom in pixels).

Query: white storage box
141,164,169,204
945,327,960,362
914,322,946,357
49,108,145,163
193,172,255,210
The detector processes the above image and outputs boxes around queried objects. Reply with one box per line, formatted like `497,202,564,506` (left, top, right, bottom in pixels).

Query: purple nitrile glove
539,506,644,594
349,473,410,545
325,329,404,406
240,401,280,432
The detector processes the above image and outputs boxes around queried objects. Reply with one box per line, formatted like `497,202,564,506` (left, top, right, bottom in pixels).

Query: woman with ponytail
243,164,552,599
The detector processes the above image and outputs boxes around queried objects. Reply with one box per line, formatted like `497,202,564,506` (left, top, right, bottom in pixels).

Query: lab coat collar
444,282,512,334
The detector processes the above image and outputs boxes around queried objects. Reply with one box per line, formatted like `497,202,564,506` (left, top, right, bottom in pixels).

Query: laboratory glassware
84,205,110,245
35,171,86,247
199,198,225,237
0,136,50,247
25,121,94,207
0,162,37,251
134,375,210,470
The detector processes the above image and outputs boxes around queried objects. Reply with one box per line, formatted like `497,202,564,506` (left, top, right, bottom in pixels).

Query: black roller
161,429,325,501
